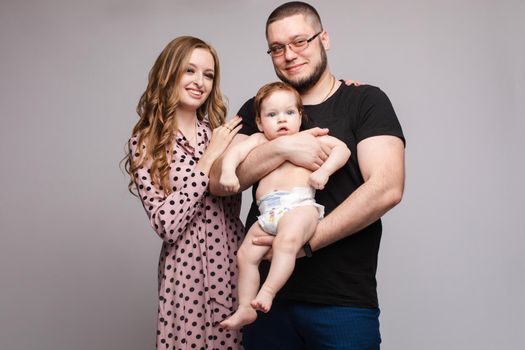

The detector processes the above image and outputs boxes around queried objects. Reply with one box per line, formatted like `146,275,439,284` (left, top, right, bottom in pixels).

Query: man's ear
320,31,330,50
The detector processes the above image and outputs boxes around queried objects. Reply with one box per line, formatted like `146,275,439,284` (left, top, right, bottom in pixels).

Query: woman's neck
175,108,198,145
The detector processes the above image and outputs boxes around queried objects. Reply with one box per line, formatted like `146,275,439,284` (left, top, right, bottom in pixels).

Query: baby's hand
220,173,241,193
308,169,329,190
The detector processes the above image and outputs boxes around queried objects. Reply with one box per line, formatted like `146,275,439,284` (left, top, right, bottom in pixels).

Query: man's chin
276,72,310,92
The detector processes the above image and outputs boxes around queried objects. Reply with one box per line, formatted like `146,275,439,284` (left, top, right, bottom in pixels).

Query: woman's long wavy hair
124,36,227,196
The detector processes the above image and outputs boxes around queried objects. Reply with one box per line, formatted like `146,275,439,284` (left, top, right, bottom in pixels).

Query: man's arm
209,128,331,196
309,135,405,250
252,135,405,252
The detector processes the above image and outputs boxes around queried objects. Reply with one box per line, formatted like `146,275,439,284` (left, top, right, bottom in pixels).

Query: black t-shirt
237,83,405,308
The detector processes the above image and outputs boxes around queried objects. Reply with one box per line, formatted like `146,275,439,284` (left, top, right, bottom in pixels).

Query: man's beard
275,47,327,93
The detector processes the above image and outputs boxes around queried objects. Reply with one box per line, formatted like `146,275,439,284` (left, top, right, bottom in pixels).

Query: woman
125,36,243,349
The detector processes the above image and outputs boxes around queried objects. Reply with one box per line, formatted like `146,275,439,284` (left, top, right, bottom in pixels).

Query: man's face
266,14,328,93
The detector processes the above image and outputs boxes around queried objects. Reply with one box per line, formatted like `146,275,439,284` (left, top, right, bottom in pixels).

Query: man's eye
293,39,307,47
271,45,284,53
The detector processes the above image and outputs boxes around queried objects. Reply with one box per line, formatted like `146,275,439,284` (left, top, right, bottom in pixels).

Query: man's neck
300,69,338,105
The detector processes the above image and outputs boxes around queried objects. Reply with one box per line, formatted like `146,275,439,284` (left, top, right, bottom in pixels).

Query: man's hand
279,127,331,171
252,230,307,259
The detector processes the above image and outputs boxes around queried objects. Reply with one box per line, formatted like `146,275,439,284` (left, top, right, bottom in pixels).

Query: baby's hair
254,81,304,122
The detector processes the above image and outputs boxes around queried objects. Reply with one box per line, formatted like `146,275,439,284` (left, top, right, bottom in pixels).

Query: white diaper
256,187,324,235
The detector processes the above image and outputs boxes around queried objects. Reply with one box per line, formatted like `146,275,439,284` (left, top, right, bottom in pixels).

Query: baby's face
257,90,301,140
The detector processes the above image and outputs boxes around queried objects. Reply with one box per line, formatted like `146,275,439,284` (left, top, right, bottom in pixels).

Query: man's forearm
235,139,286,191
309,177,403,251
209,137,286,196
310,136,405,251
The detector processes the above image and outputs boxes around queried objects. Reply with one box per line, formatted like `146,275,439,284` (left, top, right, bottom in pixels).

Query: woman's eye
186,68,194,73
204,73,214,80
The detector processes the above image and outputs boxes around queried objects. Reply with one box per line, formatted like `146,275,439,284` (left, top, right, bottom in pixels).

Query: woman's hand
344,79,361,86
196,116,242,175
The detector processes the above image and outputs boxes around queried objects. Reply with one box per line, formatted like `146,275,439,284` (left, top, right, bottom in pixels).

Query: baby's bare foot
250,289,274,313
219,306,257,331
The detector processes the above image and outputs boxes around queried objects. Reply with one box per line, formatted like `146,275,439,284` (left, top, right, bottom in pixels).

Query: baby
219,82,350,330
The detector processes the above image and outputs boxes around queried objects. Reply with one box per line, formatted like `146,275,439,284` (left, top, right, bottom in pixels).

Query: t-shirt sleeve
237,97,259,136
355,86,406,146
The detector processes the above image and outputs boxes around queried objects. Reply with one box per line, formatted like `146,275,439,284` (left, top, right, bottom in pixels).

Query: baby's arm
220,133,268,192
309,135,351,190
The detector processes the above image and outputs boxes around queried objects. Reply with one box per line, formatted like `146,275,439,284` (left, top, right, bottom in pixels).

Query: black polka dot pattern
130,120,244,349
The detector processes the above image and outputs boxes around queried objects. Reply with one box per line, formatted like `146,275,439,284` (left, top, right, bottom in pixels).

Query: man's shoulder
237,96,258,135
336,83,393,111
339,83,385,98
237,97,256,118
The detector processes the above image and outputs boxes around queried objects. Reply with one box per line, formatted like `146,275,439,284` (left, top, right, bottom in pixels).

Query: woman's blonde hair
125,36,226,195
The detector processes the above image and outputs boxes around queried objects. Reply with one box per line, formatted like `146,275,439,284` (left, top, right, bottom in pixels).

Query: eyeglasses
266,31,323,57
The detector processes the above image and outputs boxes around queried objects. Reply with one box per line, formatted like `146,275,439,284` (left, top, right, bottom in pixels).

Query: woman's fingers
229,124,243,138
224,115,242,131
344,79,361,86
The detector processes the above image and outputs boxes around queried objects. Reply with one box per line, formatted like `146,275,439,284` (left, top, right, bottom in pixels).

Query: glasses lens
291,39,308,51
270,46,284,57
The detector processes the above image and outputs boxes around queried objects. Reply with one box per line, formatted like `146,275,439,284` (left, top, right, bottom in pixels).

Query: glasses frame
266,31,323,57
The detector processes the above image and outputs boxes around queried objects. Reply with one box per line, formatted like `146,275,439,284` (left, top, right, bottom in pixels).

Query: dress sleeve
130,137,209,244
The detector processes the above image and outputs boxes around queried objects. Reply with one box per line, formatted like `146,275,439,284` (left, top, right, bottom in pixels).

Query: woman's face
177,48,215,112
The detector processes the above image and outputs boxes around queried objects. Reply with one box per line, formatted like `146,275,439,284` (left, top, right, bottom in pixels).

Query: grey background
1,0,523,349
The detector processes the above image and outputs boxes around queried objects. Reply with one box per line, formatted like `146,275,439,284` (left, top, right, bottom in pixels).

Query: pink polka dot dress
130,119,244,349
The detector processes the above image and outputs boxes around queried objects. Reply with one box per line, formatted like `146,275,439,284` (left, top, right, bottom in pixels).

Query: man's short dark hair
265,1,323,38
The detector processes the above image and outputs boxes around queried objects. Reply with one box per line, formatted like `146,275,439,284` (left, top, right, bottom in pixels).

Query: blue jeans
242,299,381,350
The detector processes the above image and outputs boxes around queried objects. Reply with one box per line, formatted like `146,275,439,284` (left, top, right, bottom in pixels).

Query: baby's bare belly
256,162,312,200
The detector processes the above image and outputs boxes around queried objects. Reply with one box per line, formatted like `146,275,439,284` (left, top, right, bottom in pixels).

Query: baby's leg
252,205,319,313
220,223,271,331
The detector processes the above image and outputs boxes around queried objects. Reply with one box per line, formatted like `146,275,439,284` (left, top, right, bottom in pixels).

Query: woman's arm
132,155,210,244
130,120,241,244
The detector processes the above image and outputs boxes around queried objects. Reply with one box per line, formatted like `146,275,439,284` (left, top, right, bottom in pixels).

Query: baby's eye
286,110,297,116
267,112,277,117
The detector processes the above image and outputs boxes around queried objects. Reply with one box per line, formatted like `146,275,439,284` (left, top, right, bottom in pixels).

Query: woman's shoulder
198,118,212,129
128,133,150,165
128,133,142,151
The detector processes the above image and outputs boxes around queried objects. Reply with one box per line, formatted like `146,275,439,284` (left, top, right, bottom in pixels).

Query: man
210,2,405,349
